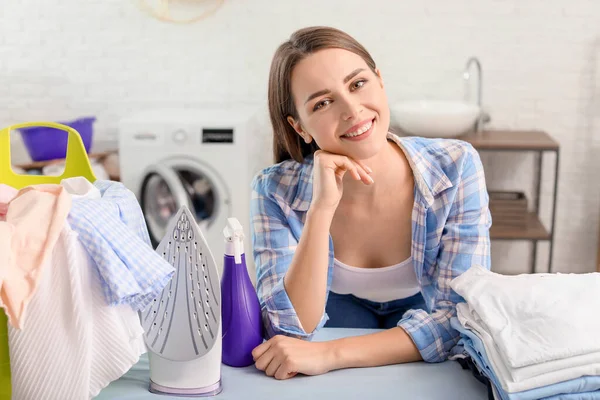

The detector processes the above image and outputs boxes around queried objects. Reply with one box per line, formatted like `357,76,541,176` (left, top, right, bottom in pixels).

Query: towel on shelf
62,177,174,311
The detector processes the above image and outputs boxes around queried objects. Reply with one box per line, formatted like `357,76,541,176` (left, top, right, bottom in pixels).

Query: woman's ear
287,116,313,144
375,68,384,87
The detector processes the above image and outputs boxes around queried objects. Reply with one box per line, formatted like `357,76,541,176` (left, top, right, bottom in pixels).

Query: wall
2,0,599,274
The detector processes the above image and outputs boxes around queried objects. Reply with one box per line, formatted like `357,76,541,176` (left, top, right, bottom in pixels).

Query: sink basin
391,100,481,138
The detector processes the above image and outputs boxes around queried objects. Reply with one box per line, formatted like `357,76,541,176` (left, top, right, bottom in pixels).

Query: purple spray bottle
221,217,263,367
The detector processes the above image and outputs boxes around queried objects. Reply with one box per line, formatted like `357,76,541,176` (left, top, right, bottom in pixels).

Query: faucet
463,57,490,132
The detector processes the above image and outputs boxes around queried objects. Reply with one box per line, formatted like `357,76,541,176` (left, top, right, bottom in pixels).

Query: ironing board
95,328,488,400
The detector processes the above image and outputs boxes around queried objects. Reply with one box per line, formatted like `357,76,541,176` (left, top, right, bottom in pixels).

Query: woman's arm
252,327,421,379
397,143,492,363
283,207,334,333
251,176,336,338
251,177,320,339
284,151,372,332
330,327,422,368
252,153,372,337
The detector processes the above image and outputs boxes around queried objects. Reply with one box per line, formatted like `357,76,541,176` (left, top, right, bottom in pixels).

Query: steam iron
141,206,222,396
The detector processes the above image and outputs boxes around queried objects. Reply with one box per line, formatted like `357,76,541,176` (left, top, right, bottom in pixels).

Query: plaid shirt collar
289,133,454,211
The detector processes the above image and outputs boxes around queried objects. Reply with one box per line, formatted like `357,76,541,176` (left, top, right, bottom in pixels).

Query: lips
341,119,373,137
341,118,374,138
340,118,375,142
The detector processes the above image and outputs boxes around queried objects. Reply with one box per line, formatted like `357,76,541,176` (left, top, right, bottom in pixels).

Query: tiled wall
2,0,599,273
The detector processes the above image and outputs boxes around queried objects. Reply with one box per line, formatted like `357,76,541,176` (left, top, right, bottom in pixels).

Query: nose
340,95,362,121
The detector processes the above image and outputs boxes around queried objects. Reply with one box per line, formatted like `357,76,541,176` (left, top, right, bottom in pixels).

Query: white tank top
330,257,420,303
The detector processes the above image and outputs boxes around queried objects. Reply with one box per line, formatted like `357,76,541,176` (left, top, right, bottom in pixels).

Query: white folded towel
451,265,600,369
457,303,600,392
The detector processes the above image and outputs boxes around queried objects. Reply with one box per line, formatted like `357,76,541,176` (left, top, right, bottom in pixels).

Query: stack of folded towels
450,265,600,400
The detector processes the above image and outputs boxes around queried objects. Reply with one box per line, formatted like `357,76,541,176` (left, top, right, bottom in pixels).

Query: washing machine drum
139,160,230,247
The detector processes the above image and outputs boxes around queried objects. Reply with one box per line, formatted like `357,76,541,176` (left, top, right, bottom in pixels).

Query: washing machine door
139,158,230,248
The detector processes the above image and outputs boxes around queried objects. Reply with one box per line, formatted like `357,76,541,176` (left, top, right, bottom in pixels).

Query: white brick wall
1,0,599,274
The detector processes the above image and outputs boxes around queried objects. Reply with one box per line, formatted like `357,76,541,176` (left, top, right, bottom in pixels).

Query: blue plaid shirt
250,134,492,363
67,180,174,311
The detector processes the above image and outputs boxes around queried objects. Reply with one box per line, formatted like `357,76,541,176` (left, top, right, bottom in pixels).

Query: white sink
391,100,481,138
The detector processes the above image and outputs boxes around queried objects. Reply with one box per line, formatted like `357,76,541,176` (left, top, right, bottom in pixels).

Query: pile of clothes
0,178,174,399
450,265,600,399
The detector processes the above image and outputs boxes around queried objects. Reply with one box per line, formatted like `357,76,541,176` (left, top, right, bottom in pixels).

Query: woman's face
288,48,390,161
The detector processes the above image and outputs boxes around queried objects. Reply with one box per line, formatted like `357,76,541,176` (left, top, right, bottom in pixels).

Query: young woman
250,26,491,380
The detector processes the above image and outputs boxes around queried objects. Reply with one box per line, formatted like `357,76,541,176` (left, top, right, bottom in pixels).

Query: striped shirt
250,133,491,362
67,179,174,311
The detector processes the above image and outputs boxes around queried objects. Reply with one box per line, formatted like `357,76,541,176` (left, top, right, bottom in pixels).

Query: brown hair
268,26,378,163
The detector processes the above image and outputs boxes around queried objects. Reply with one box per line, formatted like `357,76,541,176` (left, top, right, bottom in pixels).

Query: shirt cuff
397,309,450,363
262,277,328,340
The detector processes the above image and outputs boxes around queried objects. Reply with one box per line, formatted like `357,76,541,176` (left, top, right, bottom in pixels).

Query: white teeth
343,120,372,138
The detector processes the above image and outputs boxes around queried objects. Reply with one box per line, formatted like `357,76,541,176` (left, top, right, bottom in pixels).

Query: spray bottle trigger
223,217,245,264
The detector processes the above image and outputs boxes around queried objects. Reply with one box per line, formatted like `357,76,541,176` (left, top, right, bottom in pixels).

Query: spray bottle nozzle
223,217,244,264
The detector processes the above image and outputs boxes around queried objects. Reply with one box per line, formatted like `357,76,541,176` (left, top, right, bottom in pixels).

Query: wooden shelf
490,212,550,240
455,129,561,272
458,130,559,151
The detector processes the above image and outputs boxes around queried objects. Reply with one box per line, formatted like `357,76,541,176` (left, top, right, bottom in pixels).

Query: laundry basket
0,122,96,400
18,116,95,162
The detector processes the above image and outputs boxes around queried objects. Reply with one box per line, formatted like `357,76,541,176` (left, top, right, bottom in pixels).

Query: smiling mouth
341,119,374,138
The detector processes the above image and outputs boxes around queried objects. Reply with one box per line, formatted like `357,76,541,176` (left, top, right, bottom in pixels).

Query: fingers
264,354,281,377
254,348,275,372
341,158,373,185
333,160,361,181
354,159,373,175
352,161,374,185
252,340,271,361
274,359,298,380
274,360,298,380
326,155,373,185
253,336,299,380
257,351,294,379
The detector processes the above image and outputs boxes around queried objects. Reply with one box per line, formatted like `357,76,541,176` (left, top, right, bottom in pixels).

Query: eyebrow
304,68,366,105
343,68,365,83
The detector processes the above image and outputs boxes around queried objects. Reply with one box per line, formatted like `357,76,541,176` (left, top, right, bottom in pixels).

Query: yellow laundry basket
0,122,96,400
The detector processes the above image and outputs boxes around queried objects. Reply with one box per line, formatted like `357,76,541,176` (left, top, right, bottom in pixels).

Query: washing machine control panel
169,128,235,145
172,129,188,144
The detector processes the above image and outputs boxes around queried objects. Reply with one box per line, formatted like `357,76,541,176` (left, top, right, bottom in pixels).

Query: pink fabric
0,184,72,329
0,184,16,217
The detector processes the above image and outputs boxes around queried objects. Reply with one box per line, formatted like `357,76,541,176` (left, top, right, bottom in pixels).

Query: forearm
283,207,334,333
328,327,422,369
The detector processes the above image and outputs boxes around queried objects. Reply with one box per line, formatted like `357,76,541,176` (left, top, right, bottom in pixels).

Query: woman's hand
252,335,335,380
311,150,373,213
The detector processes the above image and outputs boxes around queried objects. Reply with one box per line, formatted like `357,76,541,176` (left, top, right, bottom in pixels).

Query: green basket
0,312,9,399
0,121,96,400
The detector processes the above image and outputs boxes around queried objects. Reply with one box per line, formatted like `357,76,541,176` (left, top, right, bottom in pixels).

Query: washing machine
118,107,268,278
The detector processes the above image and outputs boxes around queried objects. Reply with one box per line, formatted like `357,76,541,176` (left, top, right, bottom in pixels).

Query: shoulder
397,135,483,184
251,157,314,206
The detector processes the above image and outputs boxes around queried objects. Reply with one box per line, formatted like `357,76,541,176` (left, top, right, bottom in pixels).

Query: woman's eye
352,79,366,90
313,99,331,111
